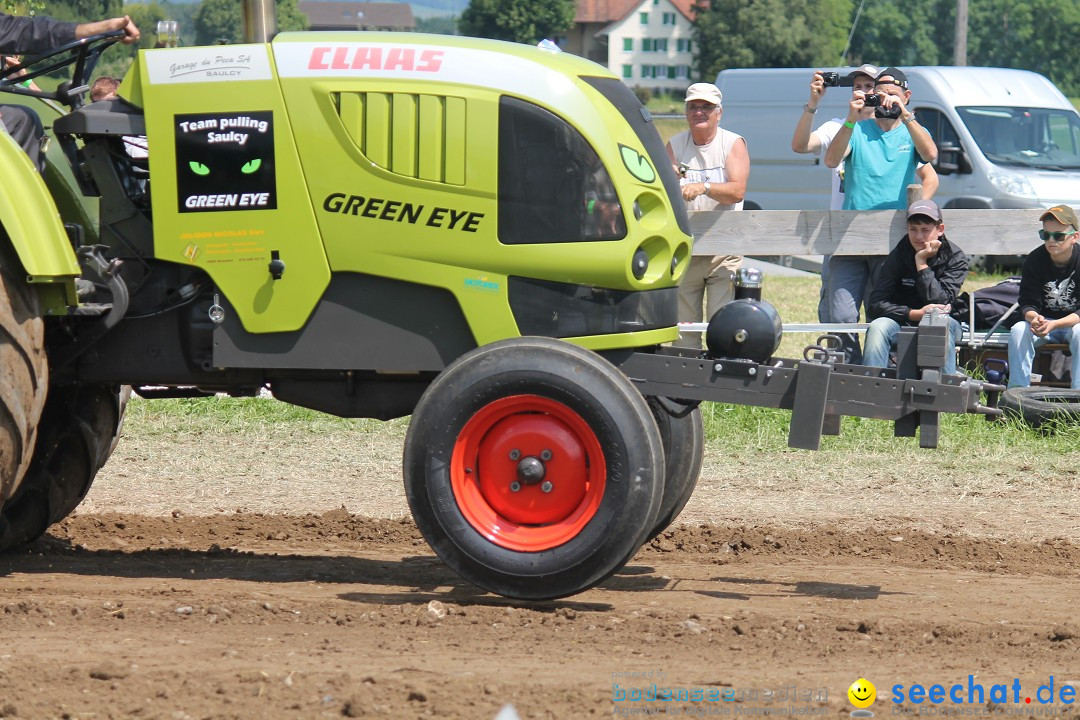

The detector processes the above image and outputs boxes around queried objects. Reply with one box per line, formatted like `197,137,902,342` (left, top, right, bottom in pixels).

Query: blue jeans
1007,322,1080,389
825,255,885,364
863,316,963,375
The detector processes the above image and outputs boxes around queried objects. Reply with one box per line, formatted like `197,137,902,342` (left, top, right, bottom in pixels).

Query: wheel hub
449,394,607,552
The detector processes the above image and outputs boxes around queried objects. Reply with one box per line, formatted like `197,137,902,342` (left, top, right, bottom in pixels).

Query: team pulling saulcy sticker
175,111,277,213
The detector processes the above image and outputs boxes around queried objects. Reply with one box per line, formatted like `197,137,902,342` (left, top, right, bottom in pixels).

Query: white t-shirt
668,127,745,212
811,117,845,210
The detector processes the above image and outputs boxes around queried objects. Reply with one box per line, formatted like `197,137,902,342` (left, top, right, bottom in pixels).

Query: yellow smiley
848,678,876,709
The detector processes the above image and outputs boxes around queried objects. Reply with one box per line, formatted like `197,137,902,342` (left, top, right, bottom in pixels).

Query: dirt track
2,511,1079,719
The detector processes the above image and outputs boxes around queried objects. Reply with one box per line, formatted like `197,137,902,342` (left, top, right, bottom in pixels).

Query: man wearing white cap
665,81,748,349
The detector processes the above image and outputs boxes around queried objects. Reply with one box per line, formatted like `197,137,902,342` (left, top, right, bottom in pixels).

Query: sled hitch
609,320,1004,450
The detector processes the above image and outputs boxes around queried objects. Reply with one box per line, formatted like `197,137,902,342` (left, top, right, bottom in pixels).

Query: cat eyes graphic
189,159,263,176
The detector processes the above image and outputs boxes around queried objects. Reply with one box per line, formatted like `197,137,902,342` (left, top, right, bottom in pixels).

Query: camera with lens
862,93,882,107
677,162,690,177
875,104,902,119
821,71,840,87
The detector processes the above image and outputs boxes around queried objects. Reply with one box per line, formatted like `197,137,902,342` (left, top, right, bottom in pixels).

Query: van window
913,108,961,148
956,106,1080,170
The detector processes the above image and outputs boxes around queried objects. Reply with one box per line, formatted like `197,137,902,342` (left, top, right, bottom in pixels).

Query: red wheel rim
450,394,606,552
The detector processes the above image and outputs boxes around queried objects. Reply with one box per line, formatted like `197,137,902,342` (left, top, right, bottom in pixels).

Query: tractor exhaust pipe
241,0,277,43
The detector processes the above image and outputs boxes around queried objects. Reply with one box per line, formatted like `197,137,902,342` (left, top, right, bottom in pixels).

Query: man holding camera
666,82,748,349
791,64,877,323
823,66,939,363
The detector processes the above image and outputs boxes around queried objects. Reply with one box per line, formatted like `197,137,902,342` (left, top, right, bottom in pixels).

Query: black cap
875,67,909,90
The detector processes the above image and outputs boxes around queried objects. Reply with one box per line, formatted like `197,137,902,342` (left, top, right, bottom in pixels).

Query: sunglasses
1039,229,1076,243
686,104,717,113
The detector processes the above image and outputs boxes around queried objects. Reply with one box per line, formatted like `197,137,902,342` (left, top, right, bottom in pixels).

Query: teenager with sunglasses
1007,204,1080,388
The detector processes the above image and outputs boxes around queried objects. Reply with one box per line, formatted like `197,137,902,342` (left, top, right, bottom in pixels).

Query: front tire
404,337,664,600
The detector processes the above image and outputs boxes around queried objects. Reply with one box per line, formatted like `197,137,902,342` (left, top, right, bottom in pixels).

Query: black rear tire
1000,387,1080,429
646,397,703,541
0,244,48,504
403,337,663,600
0,384,129,550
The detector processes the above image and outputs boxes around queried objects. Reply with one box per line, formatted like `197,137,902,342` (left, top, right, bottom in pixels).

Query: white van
714,66,1080,211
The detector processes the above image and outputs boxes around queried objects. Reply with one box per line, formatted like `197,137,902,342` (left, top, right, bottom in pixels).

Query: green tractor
0,2,1001,600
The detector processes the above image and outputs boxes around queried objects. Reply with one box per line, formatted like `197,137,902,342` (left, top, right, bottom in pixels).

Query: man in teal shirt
823,67,939,362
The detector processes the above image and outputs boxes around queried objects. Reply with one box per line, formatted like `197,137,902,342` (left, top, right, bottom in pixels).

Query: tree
416,15,457,36
844,0,954,67
967,0,1080,97
458,0,574,45
194,0,308,46
692,0,850,81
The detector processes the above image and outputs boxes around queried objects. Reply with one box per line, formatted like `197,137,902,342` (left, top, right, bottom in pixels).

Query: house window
667,66,676,79
653,0,659,4
641,38,652,52
676,65,690,79
654,38,668,51
623,38,633,51
677,38,692,53
622,64,633,78
641,65,652,79
662,12,676,24
639,12,648,24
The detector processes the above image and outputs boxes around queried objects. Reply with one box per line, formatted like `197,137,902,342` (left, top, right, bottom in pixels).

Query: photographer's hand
846,91,866,123
809,72,825,107
881,93,908,117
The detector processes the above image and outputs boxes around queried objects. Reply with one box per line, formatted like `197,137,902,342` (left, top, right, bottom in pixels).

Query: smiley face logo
848,678,876,709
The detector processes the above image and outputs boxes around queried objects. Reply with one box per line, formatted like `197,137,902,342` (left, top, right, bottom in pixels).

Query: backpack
953,276,1022,330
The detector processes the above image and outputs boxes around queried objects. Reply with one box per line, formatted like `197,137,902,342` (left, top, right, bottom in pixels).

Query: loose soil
2,419,1079,719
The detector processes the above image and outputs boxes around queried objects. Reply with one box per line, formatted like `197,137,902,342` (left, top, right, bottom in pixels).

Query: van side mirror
936,141,971,175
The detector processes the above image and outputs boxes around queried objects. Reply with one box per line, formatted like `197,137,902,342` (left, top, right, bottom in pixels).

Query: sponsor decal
176,112,276,214
146,45,273,84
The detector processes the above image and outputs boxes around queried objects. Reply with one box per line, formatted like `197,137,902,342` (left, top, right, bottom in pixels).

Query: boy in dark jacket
1007,204,1080,388
864,199,968,374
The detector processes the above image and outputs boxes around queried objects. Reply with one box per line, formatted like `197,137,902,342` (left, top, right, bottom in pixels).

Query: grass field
119,273,1077,467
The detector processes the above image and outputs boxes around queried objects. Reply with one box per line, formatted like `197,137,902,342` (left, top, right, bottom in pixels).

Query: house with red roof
562,0,698,92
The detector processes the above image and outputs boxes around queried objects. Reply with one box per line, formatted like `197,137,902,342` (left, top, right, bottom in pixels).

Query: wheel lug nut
510,481,521,492
540,481,553,493
508,449,520,460
540,449,552,461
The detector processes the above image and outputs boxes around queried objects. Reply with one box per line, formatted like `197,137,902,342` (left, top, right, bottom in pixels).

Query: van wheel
403,337,663,600
646,397,703,541
1000,387,1080,429
0,384,129,550
0,243,48,504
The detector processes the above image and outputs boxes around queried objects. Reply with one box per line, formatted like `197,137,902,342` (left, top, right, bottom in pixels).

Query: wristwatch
703,182,711,196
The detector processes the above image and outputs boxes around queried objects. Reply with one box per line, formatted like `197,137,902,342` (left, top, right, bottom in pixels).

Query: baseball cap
1039,204,1079,230
847,63,879,81
685,82,722,106
875,67,909,90
908,199,942,223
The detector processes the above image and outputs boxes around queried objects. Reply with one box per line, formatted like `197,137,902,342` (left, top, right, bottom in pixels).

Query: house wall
603,0,694,93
